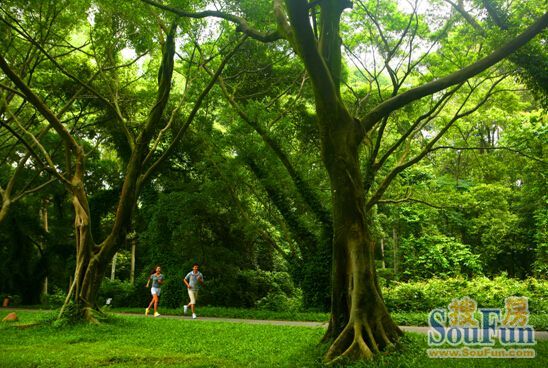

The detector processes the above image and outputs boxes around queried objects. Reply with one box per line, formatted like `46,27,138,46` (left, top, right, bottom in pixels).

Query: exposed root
83,306,100,324
324,320,376,364
362,318,380,354
324,314,404,365
377,318,393,349
342,338,373,361
325,321,353,361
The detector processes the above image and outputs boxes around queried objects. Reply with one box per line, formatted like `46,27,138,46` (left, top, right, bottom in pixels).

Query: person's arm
158,275,164,285
183,275,191,289
198,273,204,286
145,275,151,288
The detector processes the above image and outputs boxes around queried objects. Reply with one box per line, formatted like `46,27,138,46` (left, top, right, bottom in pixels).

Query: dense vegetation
0,0,546,364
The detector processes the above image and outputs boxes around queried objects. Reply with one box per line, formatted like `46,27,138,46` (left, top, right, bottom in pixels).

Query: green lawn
13,305,548,330
111,306,548,330
112,305,330,323
1,310,546,367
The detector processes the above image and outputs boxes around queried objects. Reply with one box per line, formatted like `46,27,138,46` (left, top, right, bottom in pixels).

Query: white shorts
188,289,198,304
151,287,161,296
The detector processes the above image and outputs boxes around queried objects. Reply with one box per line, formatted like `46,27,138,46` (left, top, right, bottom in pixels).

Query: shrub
383,275,548,313
200,270,298,309
98,279,137,307
40,288,66,308
256,289,303,312
399,234,483,280
159,276,184,309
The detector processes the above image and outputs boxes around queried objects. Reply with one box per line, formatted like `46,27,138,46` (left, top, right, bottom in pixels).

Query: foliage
201,269,298,309
97,279,146,308
40,287,68,309
0,5,545,363
383,275,548,313
399,234,483,280
256,289,303,312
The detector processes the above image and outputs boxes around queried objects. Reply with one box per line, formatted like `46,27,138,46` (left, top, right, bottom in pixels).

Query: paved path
121,312,548,340
5,308,548,340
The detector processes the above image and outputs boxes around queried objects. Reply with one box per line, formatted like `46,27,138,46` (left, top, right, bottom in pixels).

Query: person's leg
187,289,195,309
188,290,197,316
153,294,159,313
191,291,198,317
146,291,154,315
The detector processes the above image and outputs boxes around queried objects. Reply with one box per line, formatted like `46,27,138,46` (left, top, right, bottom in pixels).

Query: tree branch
430,145,547,164
481,0,508,29
378,197,449,210
0,54,82,158
1,12,124,127
140,35,248,186
0,118,68,185
361,13,548,131
443,0,485,34
213,71,331,228
12,178,56,203
374,87,458,171
141,0,282,42
366,76,506,210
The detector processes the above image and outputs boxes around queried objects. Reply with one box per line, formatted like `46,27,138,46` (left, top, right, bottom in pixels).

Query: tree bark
393,226,398,278
317,102,402,363
110,253,118,281
282,0,403,360
380,239,385,269
130,235,136,285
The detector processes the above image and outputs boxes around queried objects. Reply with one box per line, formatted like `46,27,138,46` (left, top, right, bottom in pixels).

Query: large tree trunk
63,149,144,321
319,106,402,363
282,0,403,359
59,180,106,322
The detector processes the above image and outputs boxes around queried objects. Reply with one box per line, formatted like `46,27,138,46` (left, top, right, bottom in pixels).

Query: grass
0,310,546,367
1,310,324,367
111,306,548,330
11,304,548,330
113,305,330,322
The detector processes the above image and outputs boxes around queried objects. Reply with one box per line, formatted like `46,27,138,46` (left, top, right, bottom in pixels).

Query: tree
444,0,548,103
375,83,546,279
142,0,546,362
207,42,333,308
0,0,245,321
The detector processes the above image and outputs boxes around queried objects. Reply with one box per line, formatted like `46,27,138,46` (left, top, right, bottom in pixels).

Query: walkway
120,312,548,340
4,308,547,340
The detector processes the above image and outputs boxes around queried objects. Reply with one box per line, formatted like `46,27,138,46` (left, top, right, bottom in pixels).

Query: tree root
324,317,400,365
